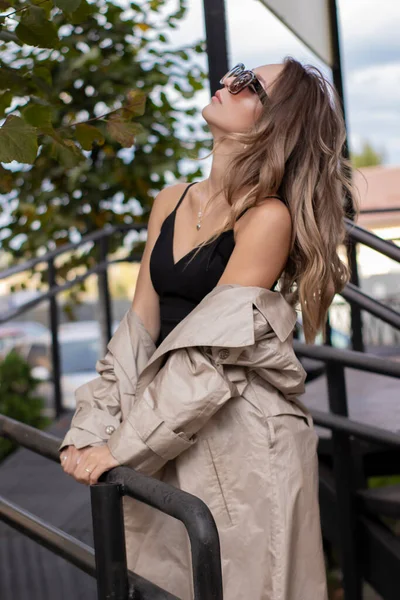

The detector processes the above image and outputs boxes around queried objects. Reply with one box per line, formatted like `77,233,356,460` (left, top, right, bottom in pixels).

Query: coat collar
108,284,298,403
139,284,297,371
107,284,298,391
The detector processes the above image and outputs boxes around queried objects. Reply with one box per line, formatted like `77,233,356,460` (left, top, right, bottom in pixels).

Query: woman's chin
201,100,218,116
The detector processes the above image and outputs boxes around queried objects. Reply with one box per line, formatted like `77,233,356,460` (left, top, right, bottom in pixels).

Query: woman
60,57,356,598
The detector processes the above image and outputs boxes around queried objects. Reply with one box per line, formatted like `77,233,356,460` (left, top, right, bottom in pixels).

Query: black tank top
150,182,282,348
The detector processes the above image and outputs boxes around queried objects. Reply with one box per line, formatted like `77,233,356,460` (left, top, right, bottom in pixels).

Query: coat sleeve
58,307,155,453
58,348,123,452
106,344,239,475
106,305,305,475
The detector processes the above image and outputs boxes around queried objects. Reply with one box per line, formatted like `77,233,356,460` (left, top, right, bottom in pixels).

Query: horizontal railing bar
0,415,221,596
2,408,400,481
0,415,62,461
2,217,397,283
340,282,400,330
293,340,400,378
0,254,141,325
345,218,400,263
310,409,400,448
0,496,96,576
360,207,400,214
0,496,178,599
0,223,145,280
3,285,396,379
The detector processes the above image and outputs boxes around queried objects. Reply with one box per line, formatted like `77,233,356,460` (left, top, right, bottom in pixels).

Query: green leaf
0,91,12,118
49,138,84,168
121,89,147,119
106,116,144,148
177,50,189,61
39,125,88,164
75,123,105,150
0,0,209,284
68,0,96,25
0,67,26,92
32,66,52,87
38,124,69,145
70,46,100,71
15,6,59,49
130,2,144,11
149,0,163,10
22,104,52,128
0,164,13,193
54,0,81,11
0,115,38,164
137,22,152,32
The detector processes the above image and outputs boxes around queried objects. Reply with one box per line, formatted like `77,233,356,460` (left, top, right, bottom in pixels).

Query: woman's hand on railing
59,444,119,485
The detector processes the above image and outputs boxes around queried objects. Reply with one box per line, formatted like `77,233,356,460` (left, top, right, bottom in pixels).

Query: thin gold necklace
196,187,206,230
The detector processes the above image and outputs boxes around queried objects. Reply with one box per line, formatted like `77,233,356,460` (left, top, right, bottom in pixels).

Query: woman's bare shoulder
152,182,190,223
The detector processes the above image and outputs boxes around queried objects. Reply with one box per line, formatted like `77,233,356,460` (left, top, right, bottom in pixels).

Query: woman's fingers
60,446,74,474
73,449,99,485
60,446,88,476
61,446,118,486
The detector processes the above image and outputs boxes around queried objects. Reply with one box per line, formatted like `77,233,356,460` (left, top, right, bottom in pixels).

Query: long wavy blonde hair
184,56,359,344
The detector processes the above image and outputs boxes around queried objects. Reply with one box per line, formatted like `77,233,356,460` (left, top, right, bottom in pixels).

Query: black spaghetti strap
174,181,197,212
237,194,286,220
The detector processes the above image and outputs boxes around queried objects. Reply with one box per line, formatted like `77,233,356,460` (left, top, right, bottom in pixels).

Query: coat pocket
246,372,316,450
265,412,313,450
202,438,236,528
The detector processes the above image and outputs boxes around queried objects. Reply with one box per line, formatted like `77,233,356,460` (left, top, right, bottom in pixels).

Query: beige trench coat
60,284,328,600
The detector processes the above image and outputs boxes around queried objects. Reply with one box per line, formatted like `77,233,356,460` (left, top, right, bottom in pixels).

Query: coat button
218,349,230,360
105,425,115,435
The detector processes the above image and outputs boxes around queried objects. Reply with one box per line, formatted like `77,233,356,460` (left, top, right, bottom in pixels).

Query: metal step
357,485,400,519
300,357,326,383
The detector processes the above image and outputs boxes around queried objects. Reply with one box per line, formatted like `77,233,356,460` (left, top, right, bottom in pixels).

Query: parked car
0,321,50,359
14,320,119,411
0,326,27,358
5,320,50,338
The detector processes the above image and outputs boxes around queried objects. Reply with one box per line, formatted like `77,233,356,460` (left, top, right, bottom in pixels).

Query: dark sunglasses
219,63,268,105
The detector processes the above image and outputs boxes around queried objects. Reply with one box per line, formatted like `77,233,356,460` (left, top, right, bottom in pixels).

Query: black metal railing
2,330,400,600
293,339,400,600
0,415,223,600
1,217,399,416
0,224,144,417
1,217,400,599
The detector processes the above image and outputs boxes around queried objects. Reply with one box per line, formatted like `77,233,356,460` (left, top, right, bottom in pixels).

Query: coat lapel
133,284,298,401
252,287,298,342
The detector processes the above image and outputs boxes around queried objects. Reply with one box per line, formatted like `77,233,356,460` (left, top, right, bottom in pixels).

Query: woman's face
202,63,283,137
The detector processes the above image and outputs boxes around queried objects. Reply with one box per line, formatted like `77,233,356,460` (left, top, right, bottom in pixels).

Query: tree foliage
351,139,386,169
0,0,209,311
0,348,50,461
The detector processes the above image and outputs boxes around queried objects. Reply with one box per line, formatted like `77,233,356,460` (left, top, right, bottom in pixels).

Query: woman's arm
59,183,190,481
104,200,296,475
130,182,189,344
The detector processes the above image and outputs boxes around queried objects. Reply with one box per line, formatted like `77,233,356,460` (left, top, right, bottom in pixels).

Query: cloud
339,0,400,72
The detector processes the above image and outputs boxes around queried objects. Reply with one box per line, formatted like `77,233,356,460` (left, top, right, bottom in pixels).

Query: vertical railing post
326,362,363,599
90,482,129,600
329,0,364,353
97,235,113,354
324,312,332,346
202,0,229,97
48,257,63,418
